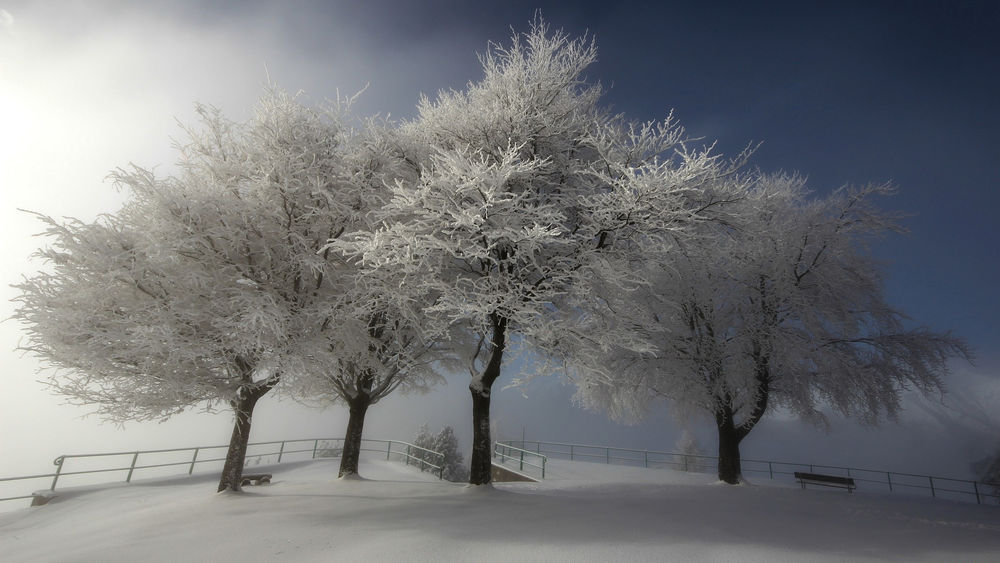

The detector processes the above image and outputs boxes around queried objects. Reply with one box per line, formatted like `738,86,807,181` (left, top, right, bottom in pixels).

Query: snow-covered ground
2,456,1000,562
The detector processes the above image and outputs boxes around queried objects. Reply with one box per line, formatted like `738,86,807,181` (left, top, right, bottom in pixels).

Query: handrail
501,439,1000,506
0,437,445,507
383,440,446,478
493,442,547,479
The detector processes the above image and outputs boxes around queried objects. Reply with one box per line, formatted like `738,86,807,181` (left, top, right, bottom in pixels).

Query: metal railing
390,441,446,478
501,439,1000,506
493,442,547,479
0,437,443,508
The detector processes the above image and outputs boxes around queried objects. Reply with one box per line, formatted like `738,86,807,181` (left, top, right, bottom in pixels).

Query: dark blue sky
352,0,1000,360
249,0,1000,462
167,0,996,357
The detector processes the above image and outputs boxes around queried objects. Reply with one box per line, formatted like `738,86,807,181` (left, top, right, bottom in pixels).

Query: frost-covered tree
278,118,454,479
412,424,468,482
14,88,387,491
674,429,704,472
294,293,448,478
433,425,468,482
410,423,439,474
13,211,243,420
576,174,970,484
333,20,735,485
14,200,282,493
412,424,434,454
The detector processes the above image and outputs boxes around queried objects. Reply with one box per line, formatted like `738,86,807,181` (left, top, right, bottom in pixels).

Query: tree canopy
331,19,742,484
574,173,971,483
13,19,972,490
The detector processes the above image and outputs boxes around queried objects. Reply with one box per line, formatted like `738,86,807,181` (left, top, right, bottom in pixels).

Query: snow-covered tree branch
331,19,737,485
574,173,971,484
13,87,433,490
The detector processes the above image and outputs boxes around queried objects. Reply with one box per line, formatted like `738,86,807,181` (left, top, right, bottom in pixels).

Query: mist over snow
3,456,1000,562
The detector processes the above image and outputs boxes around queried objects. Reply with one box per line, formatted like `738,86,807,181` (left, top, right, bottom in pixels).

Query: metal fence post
27,439,1000,508
51,456,65,490
126,452,139,483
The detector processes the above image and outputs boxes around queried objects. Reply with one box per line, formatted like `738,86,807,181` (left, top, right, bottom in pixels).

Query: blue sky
1,1,997,481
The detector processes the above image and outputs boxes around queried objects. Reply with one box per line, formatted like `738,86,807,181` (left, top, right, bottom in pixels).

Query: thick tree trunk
217,374,278,493
468,388,494,485
218,393,261,492
339,398,371,478
716,409,743,485
468,314,507,486
716,350,771,485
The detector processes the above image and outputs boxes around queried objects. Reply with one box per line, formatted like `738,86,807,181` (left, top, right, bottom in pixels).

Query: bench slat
794,471,855,493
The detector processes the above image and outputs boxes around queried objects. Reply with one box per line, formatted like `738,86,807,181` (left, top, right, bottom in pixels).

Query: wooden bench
240,473,272,486
794,471,855,493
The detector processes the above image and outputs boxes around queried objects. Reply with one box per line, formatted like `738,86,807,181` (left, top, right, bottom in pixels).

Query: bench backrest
794,471,854,486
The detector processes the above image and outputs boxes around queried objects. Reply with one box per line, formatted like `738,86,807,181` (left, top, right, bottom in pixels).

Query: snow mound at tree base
2,457,1000,562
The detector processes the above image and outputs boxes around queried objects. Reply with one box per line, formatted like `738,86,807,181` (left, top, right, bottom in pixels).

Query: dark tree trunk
468,314,507,486
469,388,494,485
217,373,278,493
339,398,371,478
716,406,743,485
715,347,771,485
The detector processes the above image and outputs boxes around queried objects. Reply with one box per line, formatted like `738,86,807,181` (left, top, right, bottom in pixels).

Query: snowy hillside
2,456,999,562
